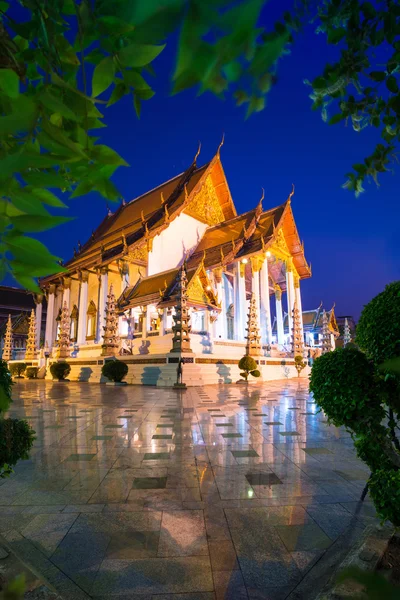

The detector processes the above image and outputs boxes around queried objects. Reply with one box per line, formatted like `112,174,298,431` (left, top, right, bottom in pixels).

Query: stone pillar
118,260,129,335
97,267,108,343
163,308,169,334
141,306,147,340
294,276,304,345
250,256,262,332
77,270,89,345
62,277,71,309
44,284,56,349
34,294,43,349
146,306,152,332
275,285,285,349
234,262,246,341
260,260,272,345
214,268,226,339
285,258,295,336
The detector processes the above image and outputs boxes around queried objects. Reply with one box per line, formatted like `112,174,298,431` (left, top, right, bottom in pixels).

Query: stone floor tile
274,522,331,552
151,594,216,600
213,570,248,600
158,510,208,557
208,540,239,572
20,513,78,557
132,477,167,490
92,556,214,595
106,531,160,559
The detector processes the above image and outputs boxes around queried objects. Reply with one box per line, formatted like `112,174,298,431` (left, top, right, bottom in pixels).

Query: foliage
309,348,384,432
0,0,296,290
49,361,71,380
357,282,400,366
102,359,128,382
25,366,38,379
0,418,35,478
337,566,400,600
306,0,400,196
294,354,307,377
238,355,260,381
0,359,13,414
0,574,26,600
354,433,393,472
9,363,26,378
368,468,400,527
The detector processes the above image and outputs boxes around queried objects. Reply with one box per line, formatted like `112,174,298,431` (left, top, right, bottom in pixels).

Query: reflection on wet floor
1,380,377,599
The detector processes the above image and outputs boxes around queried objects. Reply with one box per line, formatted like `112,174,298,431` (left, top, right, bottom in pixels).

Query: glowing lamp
241,258,248,264
265,250,271,257
206,285,212,291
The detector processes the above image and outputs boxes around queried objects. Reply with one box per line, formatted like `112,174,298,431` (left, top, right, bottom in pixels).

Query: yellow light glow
265,251,271,257
206,285,212,291
241,258,248,264
248,489,254,498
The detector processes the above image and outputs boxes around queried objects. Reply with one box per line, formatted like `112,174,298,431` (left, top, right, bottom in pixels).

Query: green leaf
30,188,67,208
135,88,155,100
38,90,80,122
0,68,19,98
118,43,165,68
133,93,141,118
22,171,70,190
90,145,129,167
92,56,115,97
0,96,37,135
369,71,386,82
327,28,346,44
223,61,242,83
123,70,150,90
12,272,42,293
329,113,345,125
10,215,72,233
107,82,128,107
6,235,62,267
386,76,399,94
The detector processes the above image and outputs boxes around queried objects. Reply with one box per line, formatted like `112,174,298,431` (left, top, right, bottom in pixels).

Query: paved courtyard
1,380,378,599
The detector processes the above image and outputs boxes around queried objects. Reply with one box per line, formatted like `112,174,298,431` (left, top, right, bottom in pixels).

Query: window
86,300,97,340
70,305,79,342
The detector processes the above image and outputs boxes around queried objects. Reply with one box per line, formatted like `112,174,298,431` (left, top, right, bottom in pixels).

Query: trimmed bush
102,359,128,382
238,356,260,381
0,418,36,478
368,469,400,527
9,363,26,378
294,355,307,377
309,347,384,432
0,359,13,414
356,281,400,365
26,367,38,379
50,362,71,381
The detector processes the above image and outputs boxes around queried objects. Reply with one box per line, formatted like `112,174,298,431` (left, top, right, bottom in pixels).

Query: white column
234,262,246,341
44,284,55,349
77,270,89,345
260,259,272,345
163,308,168,334
214,268,226,339
118,260,129,335
146,306,152,332
35,294,43,349
97,267,108,343
141,307,147,340
52,288,62,347
62,277,71,310
285,259,295,336
275,285,285,349
294,277,304,345
250,256,262,332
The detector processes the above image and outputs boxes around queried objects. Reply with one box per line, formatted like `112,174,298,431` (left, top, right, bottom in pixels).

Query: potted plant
50,362,71,382
102,359,128,385
9,363,26,379
238,355,261,383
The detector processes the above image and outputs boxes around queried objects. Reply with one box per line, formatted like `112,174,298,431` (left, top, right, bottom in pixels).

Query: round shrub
368,468,400,526
9,363,26,378
309,348,384,432
26,367,38,379
356,281,400,365
0,359,13,414
353,432,393,472
50,362,71,381
251,369,261,378
238,355,259,381
102,359,128,383
0,418,36,478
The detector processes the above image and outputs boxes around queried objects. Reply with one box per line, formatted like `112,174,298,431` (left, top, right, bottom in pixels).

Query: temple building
272,303,339,350
38,146,313,385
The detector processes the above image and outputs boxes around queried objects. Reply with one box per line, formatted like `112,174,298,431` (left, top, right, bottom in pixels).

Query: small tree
25,367,38,379
238,355,261,382
9,363,26,379
50,362,71,381
294,355,307,377
102,359,128,383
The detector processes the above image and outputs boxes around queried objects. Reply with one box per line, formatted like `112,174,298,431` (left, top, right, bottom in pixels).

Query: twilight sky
28,1,399,320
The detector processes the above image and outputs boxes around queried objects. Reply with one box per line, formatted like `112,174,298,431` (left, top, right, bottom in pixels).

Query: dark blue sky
34,1,399,320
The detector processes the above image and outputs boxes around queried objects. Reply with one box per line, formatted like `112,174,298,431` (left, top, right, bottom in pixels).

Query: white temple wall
70,279,80,312
147,213,208,276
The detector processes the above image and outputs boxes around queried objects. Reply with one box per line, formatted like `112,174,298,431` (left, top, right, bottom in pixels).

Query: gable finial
184,184,189,201
288,184,295,203
160,191,165,205
141,210,145,225
164,203,170,223
217,132,225,157
256,188,264,218
193,141,201,165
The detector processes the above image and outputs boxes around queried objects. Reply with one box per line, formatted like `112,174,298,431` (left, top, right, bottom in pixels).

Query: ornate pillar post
77,270,89,345
163,308,169,334
118,260,129,335
141,306,147,340
234,262,246,341
260,259,273,345
34,294,43,349
275,284,285,349
44,284,56,349
250,256,262,332
285,258,295,337
97,267,108,343
62,277,71,309
213,267,226,339
294,276,304,345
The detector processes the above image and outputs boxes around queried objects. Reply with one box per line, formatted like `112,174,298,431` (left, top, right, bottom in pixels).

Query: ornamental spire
2,314,12,361
321,310,332,354
25,309,37,360
57,302,70,359
245,293,262,356
101,285,120,356
170,265,193,354
343,318,351,346
291,300,304,357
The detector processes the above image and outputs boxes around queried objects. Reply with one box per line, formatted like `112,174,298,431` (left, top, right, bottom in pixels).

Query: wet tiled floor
1,380,378,599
